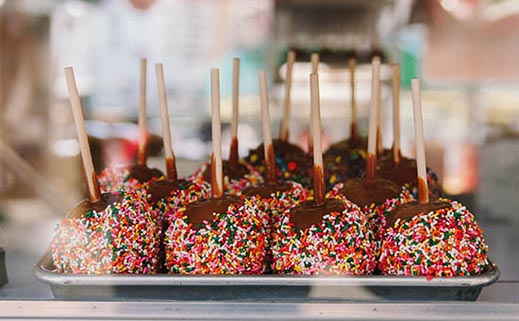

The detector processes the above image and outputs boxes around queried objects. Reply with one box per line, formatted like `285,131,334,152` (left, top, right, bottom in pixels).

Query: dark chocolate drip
338,177,400,208
418,176,429,204
137,133,148,166
137,148,147,166
377,160,417,188
87,171,102,202
128,164,164,183
307,136,313,155
290,199,345,231
392,147,402,164
229,137,239,167
243,182,291,198
165,157,178,182
69,192,122,219
210,154,222,199
386,200,451,229
313,165,325,206
202,159,249,183
366,153,376,179
183,196,241,230
148,178,189,205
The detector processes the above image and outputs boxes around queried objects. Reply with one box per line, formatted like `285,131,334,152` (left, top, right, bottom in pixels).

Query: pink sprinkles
271,197,377,275
98,165,146,194
164,198,268,274
379,199,489,277
51,189,161,274
244,181,311,224
152,176,212,227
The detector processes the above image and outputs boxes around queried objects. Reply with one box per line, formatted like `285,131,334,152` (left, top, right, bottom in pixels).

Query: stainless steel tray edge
33,263,500,288
33,250,500,301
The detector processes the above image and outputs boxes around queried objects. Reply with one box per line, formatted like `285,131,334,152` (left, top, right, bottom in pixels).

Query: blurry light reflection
52,139,80,157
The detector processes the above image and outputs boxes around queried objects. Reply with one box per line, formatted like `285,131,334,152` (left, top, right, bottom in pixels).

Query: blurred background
0,0,519,301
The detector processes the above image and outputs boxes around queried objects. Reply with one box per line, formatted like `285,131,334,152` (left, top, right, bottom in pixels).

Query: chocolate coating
245,139,312,187
183,196,242,230
377,156,442,198
338,177,400,208
147,178,189,205
243,182,292,198
68,192,122,219
245,139,306,164
323,147,366,188
289,199,345,231
386,199,451,229
128,164,164,183
325,137,367,155
282,152,313,177
202,160,249,182
377,158,417,188
147,133,164,156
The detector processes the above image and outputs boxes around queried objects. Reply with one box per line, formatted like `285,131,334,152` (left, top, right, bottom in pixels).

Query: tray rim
33,258,500,288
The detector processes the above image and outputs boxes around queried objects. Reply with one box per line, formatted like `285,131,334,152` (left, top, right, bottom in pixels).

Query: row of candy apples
51,55,489,277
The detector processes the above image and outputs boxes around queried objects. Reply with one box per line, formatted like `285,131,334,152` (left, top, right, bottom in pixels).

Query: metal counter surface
1,301,519,321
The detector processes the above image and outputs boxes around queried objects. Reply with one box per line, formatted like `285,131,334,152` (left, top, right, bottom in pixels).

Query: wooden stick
64,67,101,203
229,57,240,166
155,63,177,182
279,50,295,142
366,58,381,180
211,68,224,198
349,58,359,145
311,53,319,74
137,58,148,166
308,53,319,154
310,73,325,206
259,70,276,184
375,57,383,155
392,63,401,164
411,79,429,204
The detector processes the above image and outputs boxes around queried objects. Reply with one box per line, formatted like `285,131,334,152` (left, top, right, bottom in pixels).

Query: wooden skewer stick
229,57,240,166
375,57,383,155
210,68,224,199
311,53,319,74
155,63,178,182
392,63,401,164
366,58,381,180
349,58,359,145
411,79,429,204
64,67,102,203
308,53,319,154
137,58,148,166
258,70,276,185
310,73,325,206
279,50,295,142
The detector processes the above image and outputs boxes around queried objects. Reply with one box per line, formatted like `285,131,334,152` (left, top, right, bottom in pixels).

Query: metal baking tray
33,251,499,301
